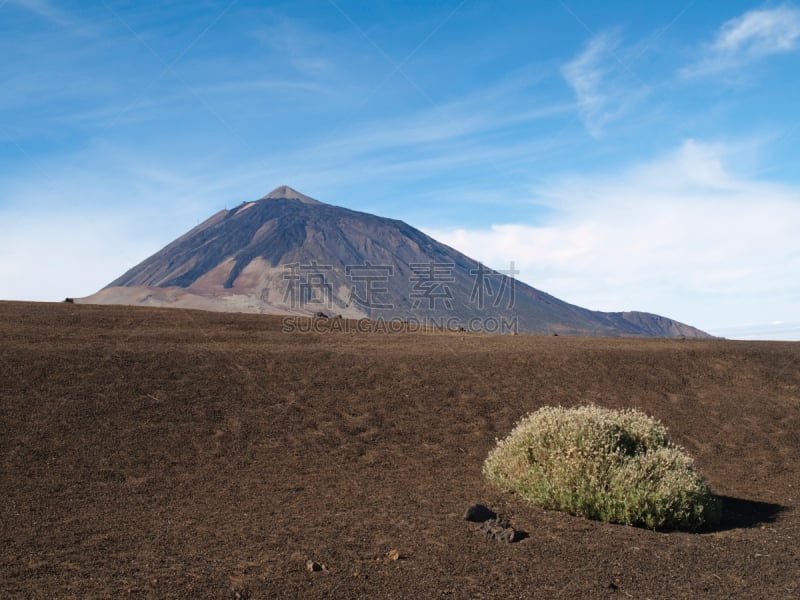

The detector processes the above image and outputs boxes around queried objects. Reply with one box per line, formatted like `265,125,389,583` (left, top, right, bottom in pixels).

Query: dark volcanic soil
1,301,798,599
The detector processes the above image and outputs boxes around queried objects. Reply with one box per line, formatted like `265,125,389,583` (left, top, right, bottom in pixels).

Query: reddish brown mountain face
82,186,710,338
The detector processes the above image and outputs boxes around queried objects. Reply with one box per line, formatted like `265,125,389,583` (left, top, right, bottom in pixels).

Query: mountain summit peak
261,185,321,205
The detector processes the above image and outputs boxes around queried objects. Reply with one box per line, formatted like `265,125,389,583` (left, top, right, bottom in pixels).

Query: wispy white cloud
250,14,340,78
561,31,648,137
682,5,800,77
5,0,71,25
4,0,93,33
198,75,575,196
426,139,800,338
714,5,800,55
320,97,571,155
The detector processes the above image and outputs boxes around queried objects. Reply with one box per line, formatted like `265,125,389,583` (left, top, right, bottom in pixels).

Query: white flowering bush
483,406,721,530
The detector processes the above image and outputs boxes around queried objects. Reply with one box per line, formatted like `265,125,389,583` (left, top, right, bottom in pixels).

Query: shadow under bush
707,496,787,532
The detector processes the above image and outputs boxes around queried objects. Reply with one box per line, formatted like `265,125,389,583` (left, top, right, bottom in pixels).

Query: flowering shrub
483,406,721,530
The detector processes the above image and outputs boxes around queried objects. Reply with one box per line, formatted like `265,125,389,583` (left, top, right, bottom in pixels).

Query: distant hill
80,186,711,338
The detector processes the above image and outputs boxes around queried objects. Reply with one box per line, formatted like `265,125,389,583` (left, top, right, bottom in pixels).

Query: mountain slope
81,186,711,338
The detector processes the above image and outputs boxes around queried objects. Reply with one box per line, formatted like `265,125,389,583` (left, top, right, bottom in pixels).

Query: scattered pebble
306,560,326,573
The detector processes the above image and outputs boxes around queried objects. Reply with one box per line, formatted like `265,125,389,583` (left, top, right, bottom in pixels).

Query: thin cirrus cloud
3,0,93,33
682,4,800,76
561,31,649,138
562,5,800,137
4,0,70,24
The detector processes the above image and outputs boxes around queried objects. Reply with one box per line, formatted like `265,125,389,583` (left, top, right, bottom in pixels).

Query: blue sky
1,0,799,339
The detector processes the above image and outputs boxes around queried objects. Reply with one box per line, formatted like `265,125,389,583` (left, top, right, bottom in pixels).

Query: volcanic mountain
80,186,710,338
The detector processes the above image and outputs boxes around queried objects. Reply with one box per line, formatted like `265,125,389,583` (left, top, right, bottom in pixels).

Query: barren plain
1,301,798,598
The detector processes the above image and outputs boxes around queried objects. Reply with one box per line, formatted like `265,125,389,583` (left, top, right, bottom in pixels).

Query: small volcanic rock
306,560,324,573
387,549,400,561
478,517,518,543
